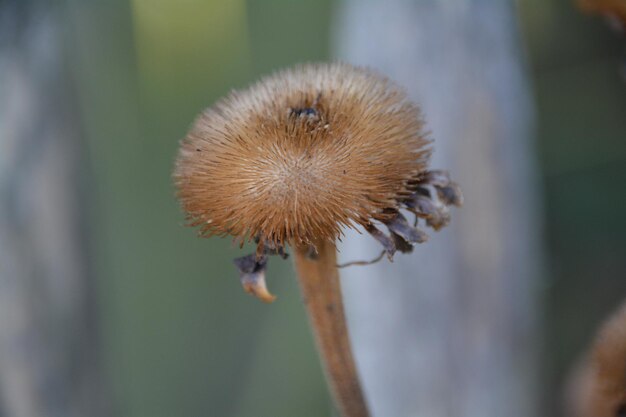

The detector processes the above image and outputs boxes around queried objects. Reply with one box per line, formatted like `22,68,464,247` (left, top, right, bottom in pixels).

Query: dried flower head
174,63,462,301
568,301,626,417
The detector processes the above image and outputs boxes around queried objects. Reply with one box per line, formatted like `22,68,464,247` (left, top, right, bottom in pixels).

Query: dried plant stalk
294,240,369,417
174,63,462,417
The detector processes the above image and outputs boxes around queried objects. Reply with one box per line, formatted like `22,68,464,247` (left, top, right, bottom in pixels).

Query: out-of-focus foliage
66,1,331,416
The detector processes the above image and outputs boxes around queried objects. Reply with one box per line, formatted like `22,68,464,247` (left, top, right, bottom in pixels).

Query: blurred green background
5,0,626,416
519,1,626,415
69,1,334,416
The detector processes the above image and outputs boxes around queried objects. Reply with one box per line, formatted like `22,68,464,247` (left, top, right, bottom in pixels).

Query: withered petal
422,170,451,188
406,194,438,218
391,232,414,254
425,205,451,231
365,224,396,260
233,254,276,303
385,212,429,244
435,182,464,207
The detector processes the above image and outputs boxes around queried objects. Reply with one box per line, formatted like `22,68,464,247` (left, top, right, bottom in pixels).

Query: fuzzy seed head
569,302,626,417
174,63,431,247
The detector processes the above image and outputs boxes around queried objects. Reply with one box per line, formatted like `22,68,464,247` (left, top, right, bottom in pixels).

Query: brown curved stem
294,240,370,417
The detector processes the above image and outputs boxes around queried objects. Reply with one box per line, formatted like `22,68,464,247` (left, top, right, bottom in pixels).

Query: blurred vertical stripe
131,0,251,98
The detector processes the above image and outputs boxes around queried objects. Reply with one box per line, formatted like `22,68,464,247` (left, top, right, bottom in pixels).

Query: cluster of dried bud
174,63,462,301
363,169,462,262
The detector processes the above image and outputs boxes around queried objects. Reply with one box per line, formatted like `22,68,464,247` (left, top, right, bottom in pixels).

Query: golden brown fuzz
568,302,626,417
174,62,462,302
175,63,430,247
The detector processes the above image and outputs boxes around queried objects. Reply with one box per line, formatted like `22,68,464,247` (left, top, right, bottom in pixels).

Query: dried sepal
385,212,429,245
437,183,463,207
258,238,290,260
411,170,462,230
421,170,451,188
406,192,438,218
233,254,276,303
390,232,414,254
348,169,462,264
420,170,464,207
422,203,451,231
365,224,396,260
233,238,291,302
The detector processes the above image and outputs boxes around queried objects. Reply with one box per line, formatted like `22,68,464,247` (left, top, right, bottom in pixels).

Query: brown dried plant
568,301,626,417
174,63,462,417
